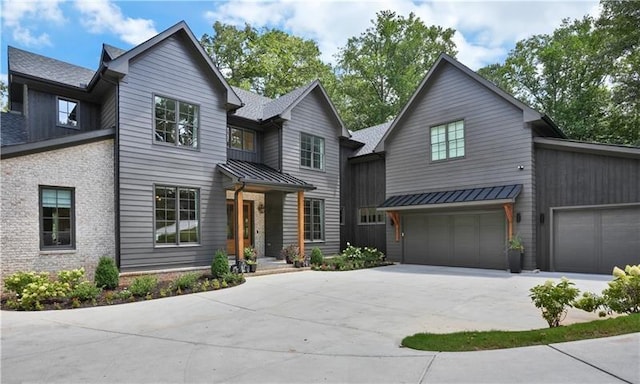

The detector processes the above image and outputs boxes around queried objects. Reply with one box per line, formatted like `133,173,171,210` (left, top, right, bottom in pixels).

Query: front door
226,200,253,255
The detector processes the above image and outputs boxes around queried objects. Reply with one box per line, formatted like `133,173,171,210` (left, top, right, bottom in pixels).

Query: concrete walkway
2,265,638,383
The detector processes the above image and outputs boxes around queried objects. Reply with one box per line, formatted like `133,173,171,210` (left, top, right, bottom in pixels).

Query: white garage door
404,210,506,269
553,205,640,274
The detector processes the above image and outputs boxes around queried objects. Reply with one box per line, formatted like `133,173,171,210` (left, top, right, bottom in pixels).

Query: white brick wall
1,139,116,285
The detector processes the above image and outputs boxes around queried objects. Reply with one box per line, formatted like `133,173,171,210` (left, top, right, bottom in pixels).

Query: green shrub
573,291,606,314
530,278,579,327
174,272,200,291
94,256,119,289
117,289,132,300
69,281,102,301
341,243,363,260
602,265,640,314
280,244,300,263
222,272,244,286
211,249,230,279
310,247,324,266
129,276,158,297
20,280,69,311
57,268,86,289
243,246,257,261
4,271,50,298
211,279,221,290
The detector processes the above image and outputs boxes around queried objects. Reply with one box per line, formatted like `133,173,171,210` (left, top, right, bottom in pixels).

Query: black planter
248,263,257,273
508,250,523,273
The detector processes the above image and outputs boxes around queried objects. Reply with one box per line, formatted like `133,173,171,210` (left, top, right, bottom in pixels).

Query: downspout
100,72,121,269
234,181,246,270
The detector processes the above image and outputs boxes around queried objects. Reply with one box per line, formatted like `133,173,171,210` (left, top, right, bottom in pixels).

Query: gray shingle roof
231,81,318,122
218,159,315,191
350,121,392,157
103,44,127,60
380,184,522,209
263,81,316,120
8,46,96,88
1,112,27,146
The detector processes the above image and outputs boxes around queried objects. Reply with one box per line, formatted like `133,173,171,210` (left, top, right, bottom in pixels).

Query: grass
402,314,640,352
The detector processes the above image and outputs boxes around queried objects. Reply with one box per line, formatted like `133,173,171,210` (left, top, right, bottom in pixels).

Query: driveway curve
2,265,638,383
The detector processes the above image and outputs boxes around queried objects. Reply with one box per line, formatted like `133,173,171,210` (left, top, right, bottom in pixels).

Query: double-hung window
57,97,78,128
155,186,199,245
304,198,324,241
40,186,74,249
358,207,385,225
431,120,465,161
300,133,324,170
228,127,255,152
154,96,199,148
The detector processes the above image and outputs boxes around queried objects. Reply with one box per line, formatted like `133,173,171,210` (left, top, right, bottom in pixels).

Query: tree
200,22,335,98
0,80,7,112
334,11,457,130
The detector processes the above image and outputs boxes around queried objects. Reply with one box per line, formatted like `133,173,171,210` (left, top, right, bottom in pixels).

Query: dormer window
58,97,78,128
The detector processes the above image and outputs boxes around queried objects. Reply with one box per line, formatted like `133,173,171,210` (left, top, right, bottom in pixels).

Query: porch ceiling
217,159,316,193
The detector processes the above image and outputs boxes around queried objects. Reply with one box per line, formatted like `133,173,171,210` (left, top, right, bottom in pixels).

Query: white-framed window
228,127,255,152
300,133,324,170
155,186,200,245
304,198,324,241
57,97,79,128
40,186,74,249
358,207,385,225
154,95,199,148
431,120,465,161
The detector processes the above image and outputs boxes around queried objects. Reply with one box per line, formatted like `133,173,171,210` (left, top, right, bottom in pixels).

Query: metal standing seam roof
217,159,316,191
380,184,522,209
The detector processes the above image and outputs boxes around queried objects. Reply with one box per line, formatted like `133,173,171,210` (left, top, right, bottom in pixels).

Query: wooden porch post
386,211,401,242
503,203,514,240
297,190,305,257
236,187,244,260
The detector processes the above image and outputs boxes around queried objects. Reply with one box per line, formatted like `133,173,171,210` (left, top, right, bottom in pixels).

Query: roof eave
378,198,516,212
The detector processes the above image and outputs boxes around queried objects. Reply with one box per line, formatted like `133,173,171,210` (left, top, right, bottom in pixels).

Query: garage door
404,210,506,269
553,205,640,274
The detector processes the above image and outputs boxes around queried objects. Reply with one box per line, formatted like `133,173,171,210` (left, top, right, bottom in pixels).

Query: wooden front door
226,200,253,255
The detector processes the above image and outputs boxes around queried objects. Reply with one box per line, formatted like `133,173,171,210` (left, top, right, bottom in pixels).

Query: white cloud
73,0,157,46
1,0,65,47
205,0,598,69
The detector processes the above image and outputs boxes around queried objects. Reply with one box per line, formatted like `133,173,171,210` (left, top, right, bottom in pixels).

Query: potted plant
280,244,299,264
507,235,524,273
243,246,257,273
293,255,305,268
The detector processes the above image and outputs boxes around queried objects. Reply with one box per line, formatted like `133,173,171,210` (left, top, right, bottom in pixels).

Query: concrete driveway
2,265,638,383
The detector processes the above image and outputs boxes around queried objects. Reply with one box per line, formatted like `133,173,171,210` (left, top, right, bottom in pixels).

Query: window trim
227,126,256,153
56,96,80,129
39,186,75,250
357,207,386,225
304,198,325,242
153,184,201,247
152,94,200,150
430,119,466,162
300,132,325,171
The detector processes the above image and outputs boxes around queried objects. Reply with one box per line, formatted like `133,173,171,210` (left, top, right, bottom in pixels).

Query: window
228,127,255,152
40,187,74,249
431,120,465,161
300,133,324,170
154,96,199,148
155,186,199,245
58,98,78,128
358,207,385,225
304,198,324,241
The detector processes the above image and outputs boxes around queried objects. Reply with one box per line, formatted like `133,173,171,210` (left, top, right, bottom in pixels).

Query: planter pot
293,260,303,268
508,250,523,273
247,263,257,273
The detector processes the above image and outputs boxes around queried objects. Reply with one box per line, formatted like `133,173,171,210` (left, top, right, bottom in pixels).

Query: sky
1,0,600,86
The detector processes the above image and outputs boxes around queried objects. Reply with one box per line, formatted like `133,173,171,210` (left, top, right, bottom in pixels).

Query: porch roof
218,159,316,192
379,184,522,211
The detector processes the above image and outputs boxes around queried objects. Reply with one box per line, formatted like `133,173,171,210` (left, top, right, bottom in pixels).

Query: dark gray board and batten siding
535,146,640,271
280,88,342,256
384,63,537,267
118,33,228,270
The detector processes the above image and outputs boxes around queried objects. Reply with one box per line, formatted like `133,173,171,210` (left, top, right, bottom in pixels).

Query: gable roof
8,46,96,89
105,21,241,109
350,121,392,157
231,86,273,121
374,53,565,152
102,44,127,61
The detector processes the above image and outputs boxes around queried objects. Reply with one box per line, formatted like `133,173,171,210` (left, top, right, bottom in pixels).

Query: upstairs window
228,127,255,152
40,186,74,249
154,96,199,148
300,133,324,170
358,207,385,225
431,120,465,161
58,98,78,128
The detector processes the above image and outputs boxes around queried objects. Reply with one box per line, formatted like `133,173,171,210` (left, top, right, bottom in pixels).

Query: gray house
341,53,639,274
1,21,347,280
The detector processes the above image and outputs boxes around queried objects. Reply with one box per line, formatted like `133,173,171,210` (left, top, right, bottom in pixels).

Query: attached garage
552,204,640,274
404,210,506,269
